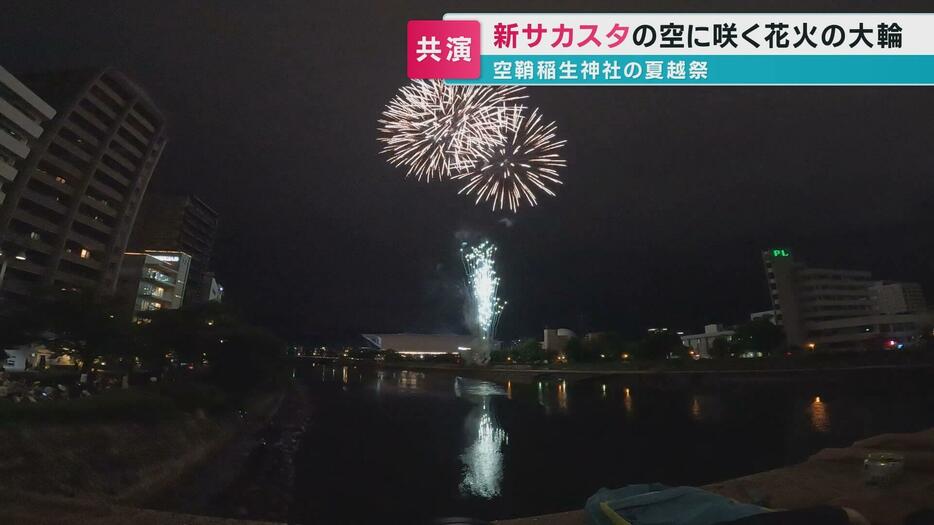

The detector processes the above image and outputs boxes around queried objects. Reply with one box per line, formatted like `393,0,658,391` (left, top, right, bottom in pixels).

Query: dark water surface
284,363,934,524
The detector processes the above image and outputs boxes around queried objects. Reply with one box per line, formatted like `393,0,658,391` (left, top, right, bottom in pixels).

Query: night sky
4,1,934,343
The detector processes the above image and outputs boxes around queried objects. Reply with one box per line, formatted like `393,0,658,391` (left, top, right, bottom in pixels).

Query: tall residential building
129,194,218,304
117,250,191,320
0,68,167,300
0,67,56,208
763,249,931,351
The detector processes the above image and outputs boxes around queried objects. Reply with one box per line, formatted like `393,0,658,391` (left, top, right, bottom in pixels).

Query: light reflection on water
398,370,424,389
298,364,934,524
810,395,830,433
557,380,568,413
456,377,508,499
690,395,702,422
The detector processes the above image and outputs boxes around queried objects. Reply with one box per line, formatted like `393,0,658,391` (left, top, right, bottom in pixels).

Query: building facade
681,324,735,358
117,250,191,320
0,68,166,300
869,281,927,315
129,193,218,304
0,67,57,296
763,249,931,351
0,66,56,208
199,270,224,303
749,309,778,323
361,333,476,356
543,328,575,352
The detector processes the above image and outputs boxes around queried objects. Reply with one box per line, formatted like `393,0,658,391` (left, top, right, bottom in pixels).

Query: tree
0,287,64,353
565,336,593,362
33,290,133,382
513,338,544,363
140,301,240,371
586,332,627,360
636,330,688,360
730,318,785,357
709,336,731,359
209,325,285,393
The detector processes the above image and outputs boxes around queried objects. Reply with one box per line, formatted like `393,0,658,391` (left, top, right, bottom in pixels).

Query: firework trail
453,106,566,213
461,240,505,343
378,80,525,182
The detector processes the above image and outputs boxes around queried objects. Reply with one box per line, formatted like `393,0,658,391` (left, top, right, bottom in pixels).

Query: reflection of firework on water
460,398,508,499
454,106,566,213
377,80,525,182
461,240,504,342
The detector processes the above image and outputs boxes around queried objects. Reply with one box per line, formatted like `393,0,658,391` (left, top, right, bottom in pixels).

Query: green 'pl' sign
771,249,791,257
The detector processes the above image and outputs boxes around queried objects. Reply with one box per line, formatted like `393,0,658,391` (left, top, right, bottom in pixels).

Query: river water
272,363,934,524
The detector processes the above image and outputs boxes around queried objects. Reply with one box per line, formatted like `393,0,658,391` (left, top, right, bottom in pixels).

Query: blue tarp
585,484,768,525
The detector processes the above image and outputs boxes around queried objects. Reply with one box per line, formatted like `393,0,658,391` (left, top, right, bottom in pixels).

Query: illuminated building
129,193,218,304
680,324,735,358
763,249,932,351
0,68,166,299
361,333,477,357
117,250,191,319
749,309,778,323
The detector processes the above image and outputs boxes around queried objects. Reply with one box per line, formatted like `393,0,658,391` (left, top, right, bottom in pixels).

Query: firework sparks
461,240,505,343
453,106,566,213
378,80,525,182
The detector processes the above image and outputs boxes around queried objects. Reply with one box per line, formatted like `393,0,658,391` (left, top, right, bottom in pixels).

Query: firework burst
461,240,505,343
378,80,525,182
453,106,566,213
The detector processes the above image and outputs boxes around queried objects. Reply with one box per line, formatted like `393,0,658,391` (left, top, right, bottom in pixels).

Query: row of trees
0,289,286,393
492,318,787,364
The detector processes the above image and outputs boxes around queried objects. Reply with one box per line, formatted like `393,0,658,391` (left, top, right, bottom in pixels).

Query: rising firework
453,106,566,213
461,240,505,344
378,80,525,182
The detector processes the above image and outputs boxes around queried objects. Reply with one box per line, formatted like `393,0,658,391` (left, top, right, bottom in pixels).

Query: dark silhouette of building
0,68,166,299
129,193,219,304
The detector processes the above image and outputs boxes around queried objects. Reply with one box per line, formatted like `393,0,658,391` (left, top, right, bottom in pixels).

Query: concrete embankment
496,428,934,525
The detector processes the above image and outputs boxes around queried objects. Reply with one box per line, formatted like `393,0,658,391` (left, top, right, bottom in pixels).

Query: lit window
55,176,66,184
79,248,91,259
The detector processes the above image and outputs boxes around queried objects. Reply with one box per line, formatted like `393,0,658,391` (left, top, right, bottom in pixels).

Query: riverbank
149,382,313,522
496,427,934,525
0,381,283,510
0,491,283,525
